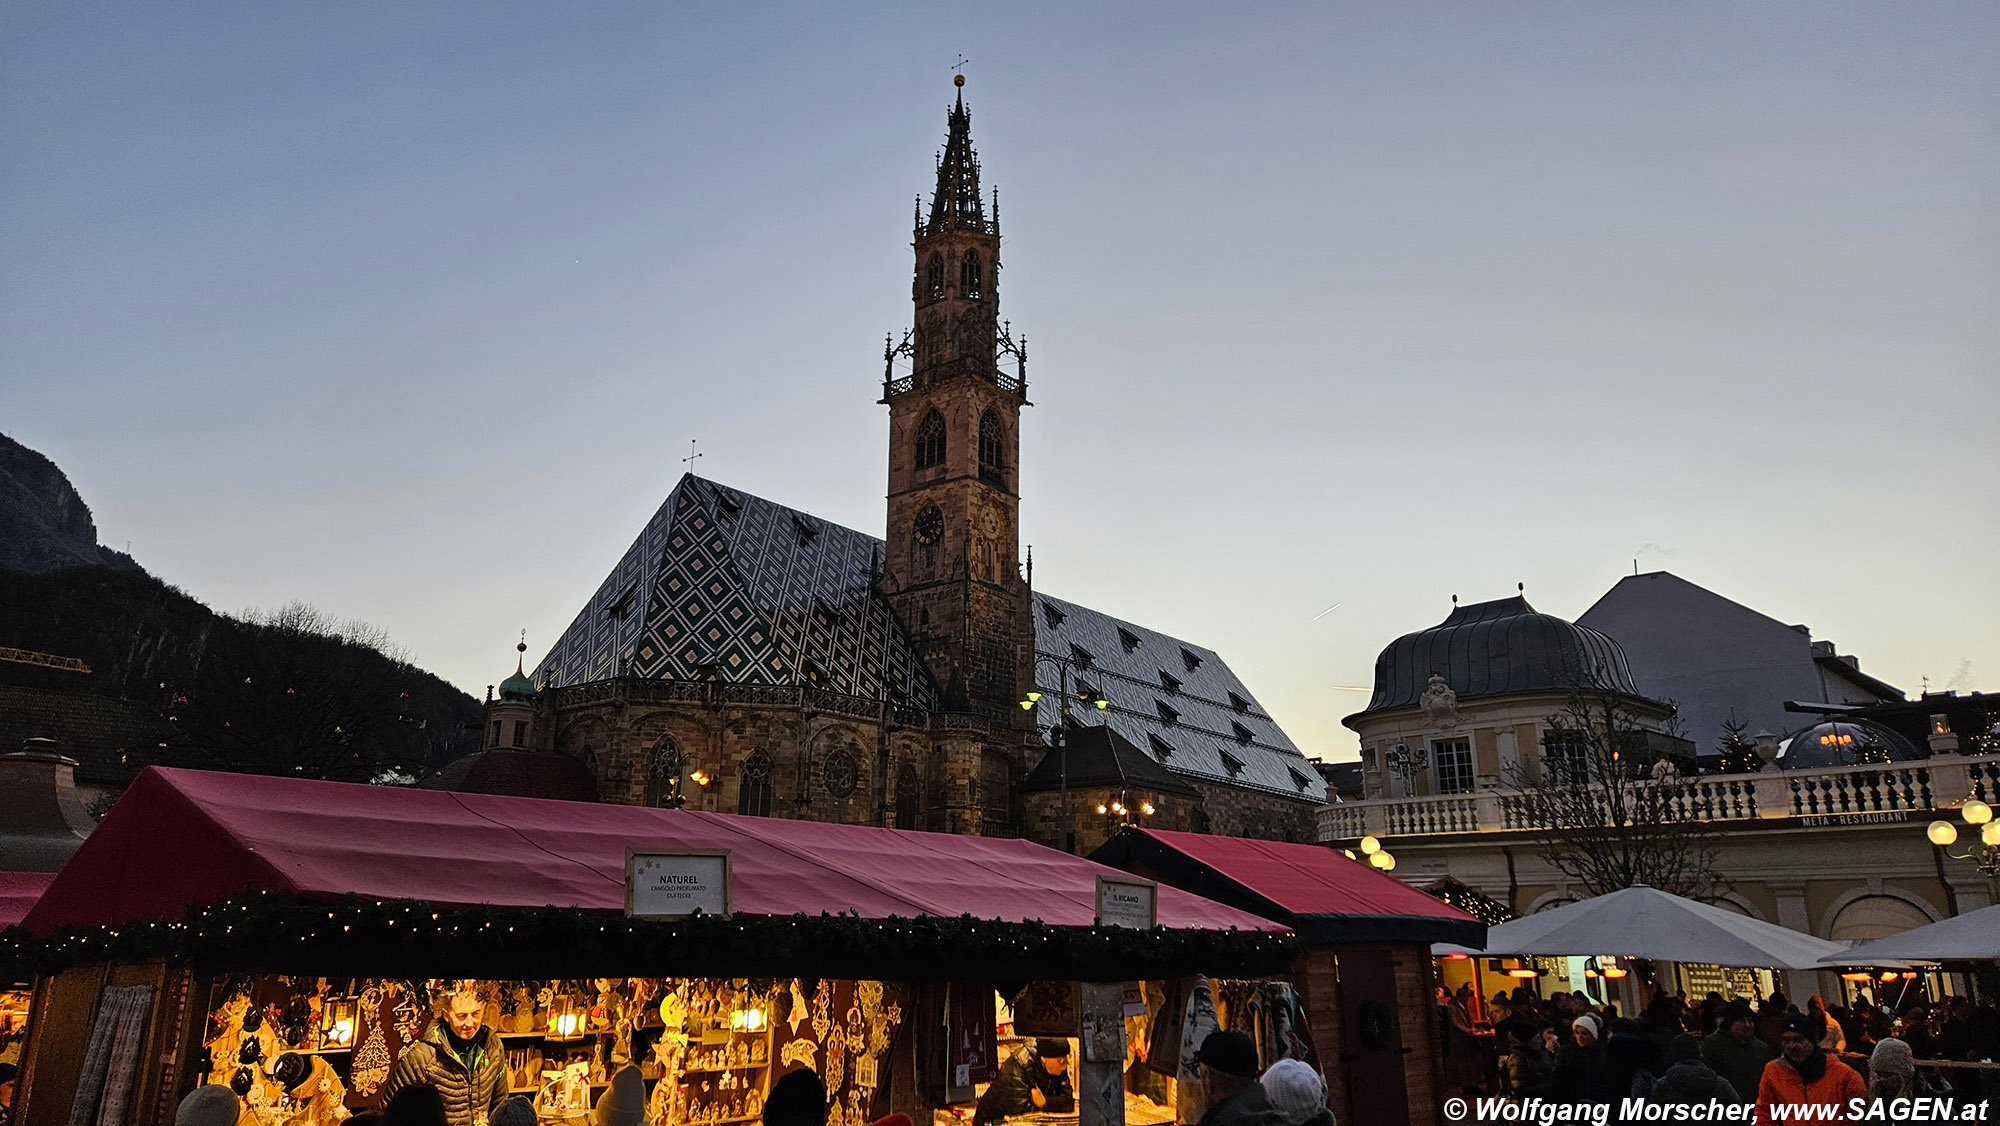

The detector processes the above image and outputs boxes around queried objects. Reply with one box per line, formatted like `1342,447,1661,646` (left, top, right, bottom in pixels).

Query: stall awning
16,768,1293,981
0,872,53,929
1088,827,1485,946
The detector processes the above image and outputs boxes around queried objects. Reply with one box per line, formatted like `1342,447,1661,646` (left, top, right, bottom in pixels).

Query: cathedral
468,80,1326,851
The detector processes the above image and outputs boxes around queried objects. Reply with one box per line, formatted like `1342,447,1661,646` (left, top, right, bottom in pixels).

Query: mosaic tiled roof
537,476,1324,803
1030,595,1327,803
537,476,938,707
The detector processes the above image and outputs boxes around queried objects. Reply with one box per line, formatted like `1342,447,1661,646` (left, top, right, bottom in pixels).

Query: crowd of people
1443,983,2000,1120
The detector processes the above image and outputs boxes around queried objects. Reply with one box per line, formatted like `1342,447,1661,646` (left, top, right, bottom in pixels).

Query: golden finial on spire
954,73,965,88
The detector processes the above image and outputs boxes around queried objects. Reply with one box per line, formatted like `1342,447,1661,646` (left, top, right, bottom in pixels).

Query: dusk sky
6,3,1996,759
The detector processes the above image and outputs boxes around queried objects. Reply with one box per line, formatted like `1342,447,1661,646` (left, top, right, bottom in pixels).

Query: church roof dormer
924,77,995,238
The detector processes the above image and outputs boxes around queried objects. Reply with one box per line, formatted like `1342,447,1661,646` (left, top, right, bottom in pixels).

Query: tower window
511,720,527,747
1289,766,1312,792
915,409,946,470
961,250,983,299
926,253,945,299
1068,642,1095,667
978,410,1005,486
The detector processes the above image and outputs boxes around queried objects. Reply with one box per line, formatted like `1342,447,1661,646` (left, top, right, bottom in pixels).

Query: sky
5,3,1997,761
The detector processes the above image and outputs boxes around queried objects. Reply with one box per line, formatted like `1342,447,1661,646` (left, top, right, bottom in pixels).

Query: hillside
0,435,479,785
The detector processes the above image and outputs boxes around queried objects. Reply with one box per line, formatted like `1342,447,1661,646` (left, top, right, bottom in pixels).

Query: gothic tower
882,77,1033,719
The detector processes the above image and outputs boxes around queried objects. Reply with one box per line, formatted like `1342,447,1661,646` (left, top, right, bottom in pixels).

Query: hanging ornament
787,980,808,1036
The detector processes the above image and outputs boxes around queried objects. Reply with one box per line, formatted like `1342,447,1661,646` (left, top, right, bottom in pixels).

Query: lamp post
1925,799,2000,883
1020,653,1109,853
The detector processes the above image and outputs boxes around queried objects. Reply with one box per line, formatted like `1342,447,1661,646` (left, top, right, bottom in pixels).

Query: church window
1432,737,1474,794
1180,647,1203,673
489,720,501,747
927,253,945,299
822,746,859,799
511,720,527,747
1231,721,1254,744
1228,691,1251,714
896,764,921,829
961,250,983,299
647,737,684,806
1156,700,1179,725
1117,627,1141,653
739,751,773,817
1148,733,1175,762
978,410,1005,486
1158,671,1181,695
1219,749,1244,778
915,410,946,469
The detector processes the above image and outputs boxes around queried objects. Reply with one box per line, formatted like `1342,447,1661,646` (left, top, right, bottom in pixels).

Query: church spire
926,77,994,237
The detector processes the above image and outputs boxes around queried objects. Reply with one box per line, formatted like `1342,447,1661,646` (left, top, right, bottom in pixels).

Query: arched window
895,763,921,830
738,751,772,817
927,253,945,299
978,410,1005,486
961,251,982,299
915,410,946,470
980,749,1014,830
647,737,683,807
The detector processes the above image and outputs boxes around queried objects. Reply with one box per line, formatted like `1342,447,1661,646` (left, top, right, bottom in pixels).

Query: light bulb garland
0,888,1301,983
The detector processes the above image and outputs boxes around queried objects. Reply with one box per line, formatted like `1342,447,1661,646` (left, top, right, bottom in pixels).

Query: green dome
497,643,537,701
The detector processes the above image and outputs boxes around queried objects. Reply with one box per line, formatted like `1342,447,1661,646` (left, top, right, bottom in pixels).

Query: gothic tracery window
915,409,946,470
978,410,1005,486
927,253,945,300
895,763,921,830
647,737,683,806
739,751,773,817
961,251,982,299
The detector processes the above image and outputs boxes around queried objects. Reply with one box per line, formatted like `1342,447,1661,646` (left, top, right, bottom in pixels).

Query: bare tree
1501,677,1718,897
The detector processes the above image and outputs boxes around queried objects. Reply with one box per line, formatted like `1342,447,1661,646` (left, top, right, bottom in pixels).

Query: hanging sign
1095,875,1157,930
626,849,732,917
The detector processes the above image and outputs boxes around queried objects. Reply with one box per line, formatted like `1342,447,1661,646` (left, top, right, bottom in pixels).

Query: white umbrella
1819,902,2000,965
1474,885,1847,971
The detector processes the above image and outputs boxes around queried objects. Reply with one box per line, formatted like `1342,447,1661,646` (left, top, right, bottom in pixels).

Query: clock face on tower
913,504,944,546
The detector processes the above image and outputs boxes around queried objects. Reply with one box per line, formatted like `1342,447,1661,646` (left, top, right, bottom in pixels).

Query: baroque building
464,81,1327,847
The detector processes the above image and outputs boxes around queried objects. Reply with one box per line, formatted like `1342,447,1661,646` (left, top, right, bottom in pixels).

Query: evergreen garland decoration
0,889,1298,983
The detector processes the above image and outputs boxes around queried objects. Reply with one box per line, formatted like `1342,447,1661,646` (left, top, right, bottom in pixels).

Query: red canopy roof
0,871,54,929
1090,827,1483,946
25,768,1285,939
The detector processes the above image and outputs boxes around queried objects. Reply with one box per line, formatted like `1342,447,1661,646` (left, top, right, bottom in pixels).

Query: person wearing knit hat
972,1039,1073,1125
1701,999,1773,1103
1260,1060,1332,1126
1866,1037,1926,1103
1754,1012,1864,1126
490,1098,537,1126
175,1085,247,1126
593,1065,645,1126
1550,1014,1609,1106
1571,1014,1601,1045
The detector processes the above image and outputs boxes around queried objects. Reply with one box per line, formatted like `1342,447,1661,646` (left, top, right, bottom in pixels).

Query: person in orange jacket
1756,1014,1865,1126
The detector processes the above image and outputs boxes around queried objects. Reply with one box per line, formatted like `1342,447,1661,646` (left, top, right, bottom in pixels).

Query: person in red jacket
1756,1014,1865,1126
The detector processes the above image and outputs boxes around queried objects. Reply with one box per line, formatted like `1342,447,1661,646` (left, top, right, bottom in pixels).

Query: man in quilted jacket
380,985,511,1126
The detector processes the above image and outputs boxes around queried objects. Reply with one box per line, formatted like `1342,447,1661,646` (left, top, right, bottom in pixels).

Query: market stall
9,767,1296,1126
1089,827,1484,1126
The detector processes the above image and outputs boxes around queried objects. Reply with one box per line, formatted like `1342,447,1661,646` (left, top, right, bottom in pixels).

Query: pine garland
0,890,1298,982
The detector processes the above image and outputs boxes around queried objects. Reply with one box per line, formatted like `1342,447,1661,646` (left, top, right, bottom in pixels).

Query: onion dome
497,640,537,702
1352,595,1641,718
1775,719,1921,770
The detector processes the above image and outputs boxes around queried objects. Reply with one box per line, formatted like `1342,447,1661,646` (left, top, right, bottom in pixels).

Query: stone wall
1183,777,1320,843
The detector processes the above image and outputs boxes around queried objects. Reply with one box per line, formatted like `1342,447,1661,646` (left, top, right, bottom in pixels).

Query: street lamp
1021,654,1111,853
1926,799,2000,878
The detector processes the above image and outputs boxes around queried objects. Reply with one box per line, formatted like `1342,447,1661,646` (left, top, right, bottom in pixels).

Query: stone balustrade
1316,752,2000,842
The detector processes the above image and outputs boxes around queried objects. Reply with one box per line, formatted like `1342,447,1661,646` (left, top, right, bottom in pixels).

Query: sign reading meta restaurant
626,849,732,917
1095,875,1157,929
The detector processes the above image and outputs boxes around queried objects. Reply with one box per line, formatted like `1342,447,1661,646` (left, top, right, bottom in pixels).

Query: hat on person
1722,998,1756,1024
1261,1060,1328,1126
595,1066,646,1126
1779,1013,1822,1043
493,1099,539,1126
1196,1030,1260,1079
1571,1015,1601,1041
765,1067,828,1126
1035,1038,1072,1058
1869,1038,1915,1080
177,1086,243,1126
1668,1035,1702,1064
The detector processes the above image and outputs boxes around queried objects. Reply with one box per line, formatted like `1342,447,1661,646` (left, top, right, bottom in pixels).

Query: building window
489,720,501,747
915,409,946,469
978,410,1005,486
927,253,945,299
961,250,982,299
1042,602,1066,628
1541,730,1592,786
606,583,637,621
739,752,773,817
1288,767,1311,792
1231,721,1255,744
1158,671,1181,695
1148,733,1175,761
896,763,921,830
648,738,683,806
1117,627,1141,652
1432,737,1474,794
1228,691,1251,714
1068,642,1095,667
510,720,527,747
1180,647,1202,673
1219,749,1244,778
1156,700,1179,725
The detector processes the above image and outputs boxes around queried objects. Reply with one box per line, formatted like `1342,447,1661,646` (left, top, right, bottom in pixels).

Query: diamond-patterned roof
537,475,1324,803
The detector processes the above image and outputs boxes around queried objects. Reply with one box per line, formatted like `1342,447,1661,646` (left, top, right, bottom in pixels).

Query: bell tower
882,76,1032,719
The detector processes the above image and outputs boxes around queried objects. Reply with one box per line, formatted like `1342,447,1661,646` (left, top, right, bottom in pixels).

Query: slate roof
538,475,1325,803
1018,725,1201,797
1350,595,1641,720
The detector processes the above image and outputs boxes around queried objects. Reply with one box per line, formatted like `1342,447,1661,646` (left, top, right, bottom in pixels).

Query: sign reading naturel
627,849,732,917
